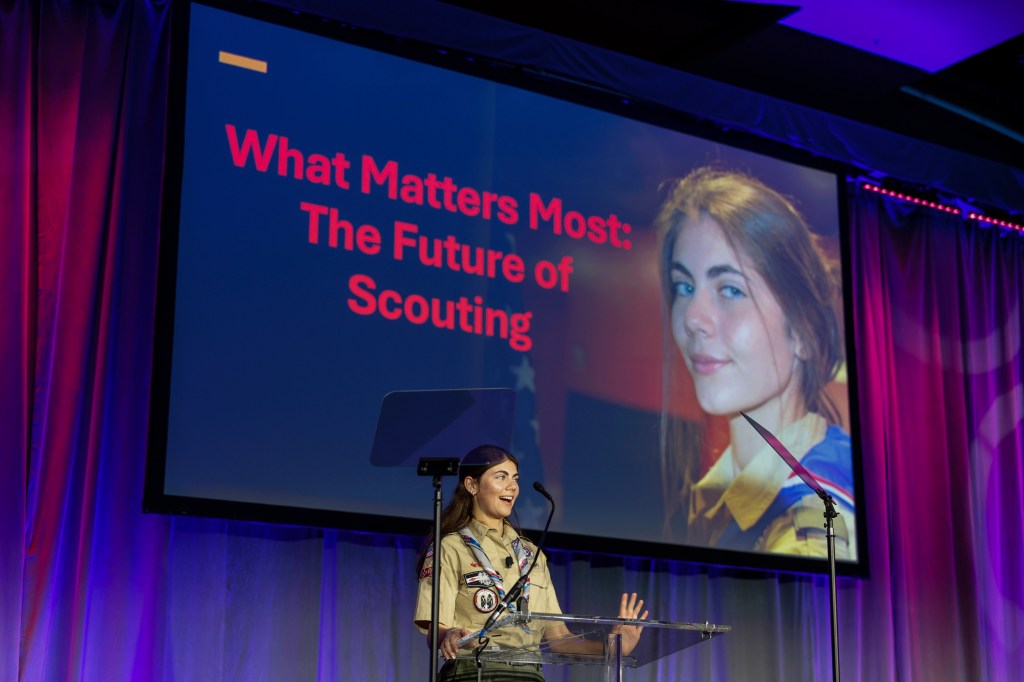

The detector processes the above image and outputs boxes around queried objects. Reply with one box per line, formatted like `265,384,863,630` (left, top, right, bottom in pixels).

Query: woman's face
669,216,805,423
468,460,520,527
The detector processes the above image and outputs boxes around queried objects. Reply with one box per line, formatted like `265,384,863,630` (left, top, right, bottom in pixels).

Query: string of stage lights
860,181,1023,235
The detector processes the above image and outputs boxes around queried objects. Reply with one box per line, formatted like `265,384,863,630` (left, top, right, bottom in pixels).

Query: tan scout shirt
415,518,561,652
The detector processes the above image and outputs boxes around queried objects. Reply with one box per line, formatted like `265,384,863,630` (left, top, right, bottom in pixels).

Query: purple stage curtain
1,1,172,679
850,191,1024,681
2,1,1022,680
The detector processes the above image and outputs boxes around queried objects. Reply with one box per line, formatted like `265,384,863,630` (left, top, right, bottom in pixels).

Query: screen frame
144,0,869,578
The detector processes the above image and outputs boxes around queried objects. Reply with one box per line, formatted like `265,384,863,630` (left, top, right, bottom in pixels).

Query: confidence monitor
369,389,515,468
146,0,867,576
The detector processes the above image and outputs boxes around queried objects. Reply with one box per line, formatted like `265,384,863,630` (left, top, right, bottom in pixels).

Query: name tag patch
463,570,496,588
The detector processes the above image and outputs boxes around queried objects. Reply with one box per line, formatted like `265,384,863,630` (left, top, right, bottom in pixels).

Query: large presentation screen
147,0,866,574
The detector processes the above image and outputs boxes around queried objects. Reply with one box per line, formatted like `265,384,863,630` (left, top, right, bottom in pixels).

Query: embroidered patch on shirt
474,588,498,613
418,546,434,580
464,570,496,588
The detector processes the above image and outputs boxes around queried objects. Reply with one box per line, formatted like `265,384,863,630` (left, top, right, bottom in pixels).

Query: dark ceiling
442,1,1024,170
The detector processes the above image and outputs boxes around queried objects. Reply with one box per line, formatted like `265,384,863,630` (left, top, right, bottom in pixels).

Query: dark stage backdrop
2,1,1022,680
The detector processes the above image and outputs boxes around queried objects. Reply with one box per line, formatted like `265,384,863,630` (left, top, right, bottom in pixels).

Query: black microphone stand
821,490,841,682
740,413,841,682
418,457,460,682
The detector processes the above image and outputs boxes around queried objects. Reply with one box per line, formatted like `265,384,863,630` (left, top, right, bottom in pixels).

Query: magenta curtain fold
2,1,1022,680
1,1,171,679
0,2,34,679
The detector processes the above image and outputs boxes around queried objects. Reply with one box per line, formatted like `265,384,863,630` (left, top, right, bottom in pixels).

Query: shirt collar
691,413,827,531
466,517,513,541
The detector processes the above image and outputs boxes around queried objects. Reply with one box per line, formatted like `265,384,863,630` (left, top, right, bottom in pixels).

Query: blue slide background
161,3,843,539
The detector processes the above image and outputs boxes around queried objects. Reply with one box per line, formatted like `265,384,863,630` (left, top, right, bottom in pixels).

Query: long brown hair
656,167,843,538
416,445,519,576
658,167,843,422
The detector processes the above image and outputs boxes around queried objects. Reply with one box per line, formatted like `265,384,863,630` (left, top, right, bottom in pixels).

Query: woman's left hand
609,592,648,656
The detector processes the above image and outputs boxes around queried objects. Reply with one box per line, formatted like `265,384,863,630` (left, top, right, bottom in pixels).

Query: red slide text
225,125,352,189
347,274,533,352
392,221,524,283
527,193,632,249
361,156,519,225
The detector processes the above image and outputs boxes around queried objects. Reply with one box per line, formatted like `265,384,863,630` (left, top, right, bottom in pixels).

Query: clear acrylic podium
451,611,731,681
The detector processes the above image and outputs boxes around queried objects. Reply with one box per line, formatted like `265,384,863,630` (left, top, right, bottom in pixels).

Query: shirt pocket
525,572,554,612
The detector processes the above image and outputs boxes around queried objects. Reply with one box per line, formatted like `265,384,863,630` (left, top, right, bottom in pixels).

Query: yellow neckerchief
689,412,827,537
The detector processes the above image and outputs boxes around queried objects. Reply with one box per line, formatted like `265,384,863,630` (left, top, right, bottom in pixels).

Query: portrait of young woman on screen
657,167,856,559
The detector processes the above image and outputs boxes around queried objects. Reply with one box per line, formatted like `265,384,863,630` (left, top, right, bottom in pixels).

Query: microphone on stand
477,481,556,639
533,480,554,504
